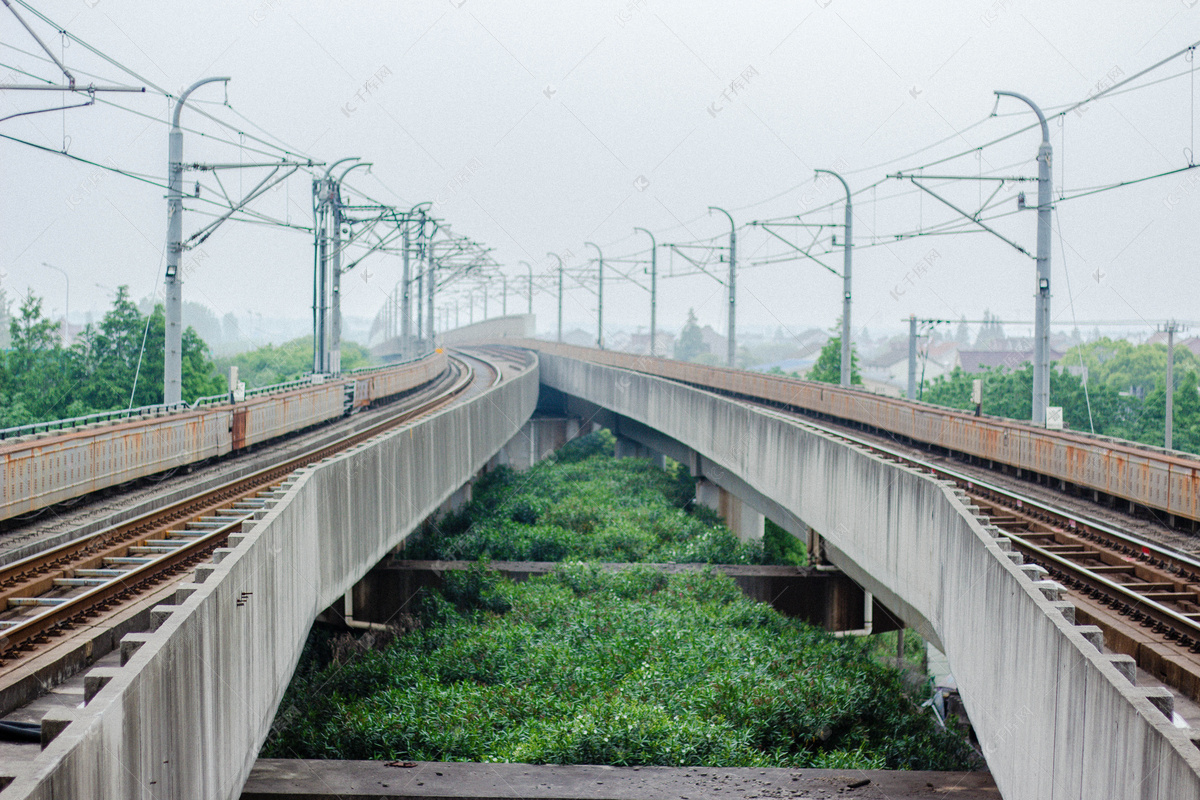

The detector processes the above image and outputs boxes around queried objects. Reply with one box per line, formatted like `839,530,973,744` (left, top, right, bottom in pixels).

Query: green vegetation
407,430,804,566
922,338,1200,452
0,288,223,428
807,334,862,385
673,307,709,363
214,336,372,389
265,565,972,769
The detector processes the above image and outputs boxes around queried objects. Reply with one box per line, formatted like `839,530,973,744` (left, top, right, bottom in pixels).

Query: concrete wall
1,360,539,800
533,350,1200,800
439,315,535,347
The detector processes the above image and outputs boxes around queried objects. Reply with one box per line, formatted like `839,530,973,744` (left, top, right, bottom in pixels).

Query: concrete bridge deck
5,320,1200,799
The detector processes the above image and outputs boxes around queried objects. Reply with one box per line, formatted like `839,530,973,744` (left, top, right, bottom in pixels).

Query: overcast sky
2,0,1199,346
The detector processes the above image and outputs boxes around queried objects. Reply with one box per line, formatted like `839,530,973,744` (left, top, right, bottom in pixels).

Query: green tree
808,336,861,385
1,293,79,424
674,308,708,363
214,336,373,389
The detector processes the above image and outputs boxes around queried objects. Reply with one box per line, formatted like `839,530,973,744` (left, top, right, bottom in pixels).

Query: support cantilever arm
897,176,1034,258
666,244,725,286
754,223,841,277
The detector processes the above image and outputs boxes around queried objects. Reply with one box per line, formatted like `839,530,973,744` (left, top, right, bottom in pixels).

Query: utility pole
502,274,508,316
907,314,917,400
634,226,657,357
42,262,68,347
1164,320,1180,450
427,237,436,344
996,90,1052,426
520,261,533,316
313,156,356,374
483,280,489,319
401,229,411,358
586,242,604,349
549,252,564,342
166,77,229,404
468,289,475,325
708,207,736,367
815,169,852,387
330,160,371,375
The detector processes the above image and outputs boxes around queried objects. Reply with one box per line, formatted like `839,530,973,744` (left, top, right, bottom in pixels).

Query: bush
406,430,782,566
265,569,974,770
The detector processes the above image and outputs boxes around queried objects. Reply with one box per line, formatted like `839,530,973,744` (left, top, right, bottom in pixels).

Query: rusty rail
0,354,483,662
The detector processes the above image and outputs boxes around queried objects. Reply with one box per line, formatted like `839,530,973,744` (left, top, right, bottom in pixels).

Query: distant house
862,340,958,390
956,349,1063,374
626,330,676,356
752,357,816,375
562,328,595,348
1146,331,1200,357
699,325,726,356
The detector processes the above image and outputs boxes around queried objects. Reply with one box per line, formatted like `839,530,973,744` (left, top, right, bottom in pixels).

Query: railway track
0,354,485,668
752,403,1200,700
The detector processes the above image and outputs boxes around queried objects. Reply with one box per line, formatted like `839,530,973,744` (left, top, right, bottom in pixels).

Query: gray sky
2,0,1199,346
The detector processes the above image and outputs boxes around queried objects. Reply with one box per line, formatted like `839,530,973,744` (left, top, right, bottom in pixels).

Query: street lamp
814,168,852,387
995,89,1053,426
634,226,657,357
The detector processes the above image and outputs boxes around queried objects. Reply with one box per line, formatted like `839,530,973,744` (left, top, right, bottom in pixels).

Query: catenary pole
708,207,736,367
996,90,1053,425
634,226,657,357
586,242,604,349
815,168,853,387
166,77,229,403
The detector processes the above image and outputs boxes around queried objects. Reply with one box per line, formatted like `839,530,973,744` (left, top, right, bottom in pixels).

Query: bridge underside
528,348,1200,800
7,344,1200,800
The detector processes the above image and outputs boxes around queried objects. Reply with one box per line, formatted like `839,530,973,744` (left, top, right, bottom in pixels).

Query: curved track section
500,340,1200,526
0,353,449,524
0,357,473,668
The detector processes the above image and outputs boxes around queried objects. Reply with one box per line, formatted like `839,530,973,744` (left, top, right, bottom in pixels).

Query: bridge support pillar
491,416,584,472
614,436,666,468
695,477,764,542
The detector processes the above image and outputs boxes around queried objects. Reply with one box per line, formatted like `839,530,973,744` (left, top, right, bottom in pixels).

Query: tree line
0,288,223,428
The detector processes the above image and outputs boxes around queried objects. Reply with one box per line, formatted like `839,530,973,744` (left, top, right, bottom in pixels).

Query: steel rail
1004,531,1200,648
0,355,481,661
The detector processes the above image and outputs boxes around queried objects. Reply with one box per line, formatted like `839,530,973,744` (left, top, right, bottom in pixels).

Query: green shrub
265,569,973,770
405,430,785,566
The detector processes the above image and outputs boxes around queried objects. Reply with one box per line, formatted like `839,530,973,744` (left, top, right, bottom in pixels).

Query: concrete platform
241,760,999,799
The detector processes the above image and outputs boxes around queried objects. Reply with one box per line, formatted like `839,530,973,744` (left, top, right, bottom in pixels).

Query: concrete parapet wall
439,315,535,347
533,350,1200,800
0,360,539,800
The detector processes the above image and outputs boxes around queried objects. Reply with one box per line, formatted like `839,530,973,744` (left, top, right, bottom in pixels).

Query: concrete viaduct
6,315,1200,800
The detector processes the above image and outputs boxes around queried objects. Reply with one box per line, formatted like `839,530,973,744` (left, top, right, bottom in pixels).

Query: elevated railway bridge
0,314,1197,798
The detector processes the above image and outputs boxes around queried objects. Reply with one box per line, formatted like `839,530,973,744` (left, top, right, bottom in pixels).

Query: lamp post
708,206,736,367
585,241,604,349
41,262,68,347
634,226,657,357
996,90,1052,426
815,168,852,387
166,76,229,404
548,252,564,342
